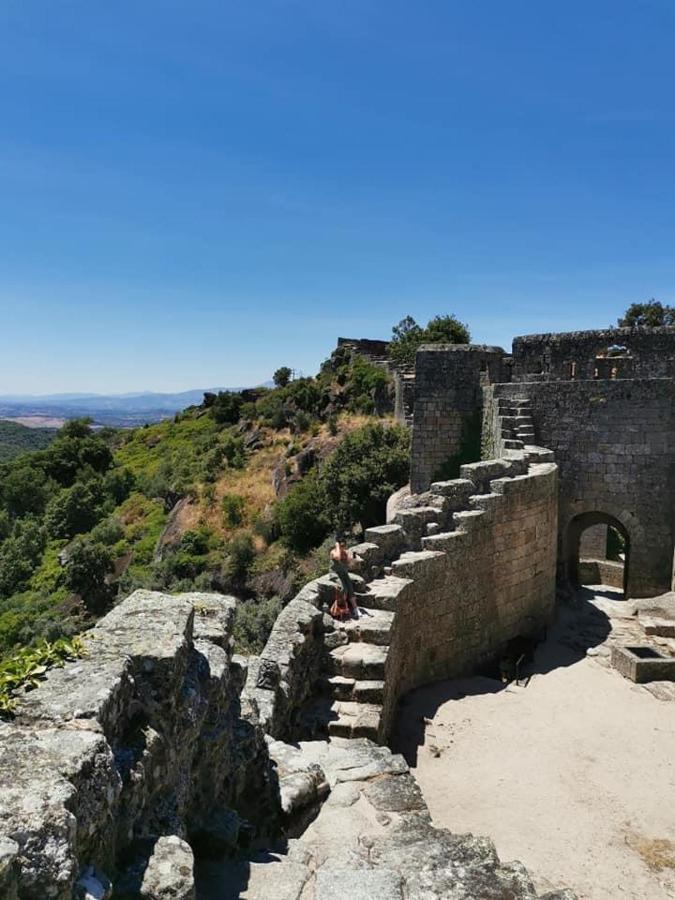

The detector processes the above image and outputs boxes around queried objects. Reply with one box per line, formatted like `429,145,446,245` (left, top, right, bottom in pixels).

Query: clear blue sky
1,1,674,393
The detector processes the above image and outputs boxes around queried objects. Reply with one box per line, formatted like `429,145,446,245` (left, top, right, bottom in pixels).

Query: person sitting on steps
329,533,358,619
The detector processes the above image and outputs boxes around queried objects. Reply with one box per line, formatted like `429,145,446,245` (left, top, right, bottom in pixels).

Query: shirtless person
330,533,358,618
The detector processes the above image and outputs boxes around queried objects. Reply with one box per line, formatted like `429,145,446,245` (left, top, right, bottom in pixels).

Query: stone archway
565,511,630,598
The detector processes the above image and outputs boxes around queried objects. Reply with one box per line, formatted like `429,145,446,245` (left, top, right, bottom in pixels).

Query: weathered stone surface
315,868,403,899
185,593,237,647
0,591,267,900
0,723,119,899
202,739,567,899
363,774,427,813
120,836,195,900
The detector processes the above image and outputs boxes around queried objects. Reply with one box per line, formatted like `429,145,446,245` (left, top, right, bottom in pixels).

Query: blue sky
1,1,675,393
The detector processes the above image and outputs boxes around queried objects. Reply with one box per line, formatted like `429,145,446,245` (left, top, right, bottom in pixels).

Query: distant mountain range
0,386,263,428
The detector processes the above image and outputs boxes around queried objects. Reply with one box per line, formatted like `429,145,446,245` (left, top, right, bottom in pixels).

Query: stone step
503,439,523,449
327,700,381,741
353,680,385,703
422,530,466,552
329,642,388,679
391,549,445,580
315,573,367,607
335,608,395,645
393,506,443,549
358,575,414,611
326,676,385,703
639,616,675,638
453,509,486,533
363,524,406,561
327,675,355,701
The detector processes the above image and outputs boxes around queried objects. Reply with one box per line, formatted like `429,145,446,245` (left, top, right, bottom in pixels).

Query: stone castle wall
484,379,675,597
512,326,675,381
381,455,558,736
410,345,507,492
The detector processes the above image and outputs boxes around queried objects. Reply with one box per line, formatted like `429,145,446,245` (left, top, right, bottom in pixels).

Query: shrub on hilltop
275,422,410,552
388,314,470,366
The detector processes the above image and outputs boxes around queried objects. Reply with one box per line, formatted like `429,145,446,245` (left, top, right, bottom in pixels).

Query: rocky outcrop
198,738,574,899
0,590,268,899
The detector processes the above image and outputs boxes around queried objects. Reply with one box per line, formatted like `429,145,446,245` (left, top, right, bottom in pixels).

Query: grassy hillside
0,346,410,665
0,420,55,462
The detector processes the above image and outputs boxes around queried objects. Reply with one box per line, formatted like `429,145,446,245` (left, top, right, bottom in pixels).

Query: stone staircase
497,396,535,451
304,447,555,746
303,525,417,742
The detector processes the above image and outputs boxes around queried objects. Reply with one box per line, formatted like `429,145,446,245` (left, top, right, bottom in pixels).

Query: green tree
618,300,675,327
0,510,10,543
44,480,104,540
273,366,292,388
212,392,243,426
321,423,410,530
389,314,470,365
224,531,256,581
0,519,47,597
43,420,113,486
0,462,53,518
222,493,245,527
276,474,330,553
103,467,135,505
63,537,113,614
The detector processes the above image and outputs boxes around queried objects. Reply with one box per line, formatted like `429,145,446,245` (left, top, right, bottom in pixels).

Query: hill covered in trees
0,313,479,669
0,421,55,462
0,344,410,662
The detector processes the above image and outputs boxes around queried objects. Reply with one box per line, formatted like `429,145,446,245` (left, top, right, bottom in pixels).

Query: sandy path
394,592,675,900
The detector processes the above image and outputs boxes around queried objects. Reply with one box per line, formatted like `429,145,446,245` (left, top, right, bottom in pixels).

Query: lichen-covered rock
116,836,195,900
0,591,268,899
209,739,573,900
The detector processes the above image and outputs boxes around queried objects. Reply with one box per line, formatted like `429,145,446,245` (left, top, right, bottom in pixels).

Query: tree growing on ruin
618,300,675,328
389,314,470,365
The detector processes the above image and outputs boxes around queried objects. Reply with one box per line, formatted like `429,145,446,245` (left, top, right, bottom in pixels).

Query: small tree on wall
389,314,470,366
618,300,675,327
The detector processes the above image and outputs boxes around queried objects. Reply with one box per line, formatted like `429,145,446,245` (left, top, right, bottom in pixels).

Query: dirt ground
394,587,675,900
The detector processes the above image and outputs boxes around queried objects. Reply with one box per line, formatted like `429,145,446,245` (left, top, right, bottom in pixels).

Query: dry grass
625,831,675,872
178,413,384,543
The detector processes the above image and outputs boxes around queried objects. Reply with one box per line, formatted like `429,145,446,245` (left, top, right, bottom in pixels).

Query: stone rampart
380,455,558,736
512,326,675,382
484,379,675,597
410,344,507,492
0,456,564,898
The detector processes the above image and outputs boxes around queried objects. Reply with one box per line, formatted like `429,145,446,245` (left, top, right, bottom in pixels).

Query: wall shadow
392,587,618,768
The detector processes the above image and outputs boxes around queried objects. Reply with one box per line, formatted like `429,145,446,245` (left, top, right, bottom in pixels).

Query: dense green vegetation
0,340,412,662
0,421,55,462
275,423,409,552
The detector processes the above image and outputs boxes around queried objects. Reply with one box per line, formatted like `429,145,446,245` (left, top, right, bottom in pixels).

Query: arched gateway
564,510,630,597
